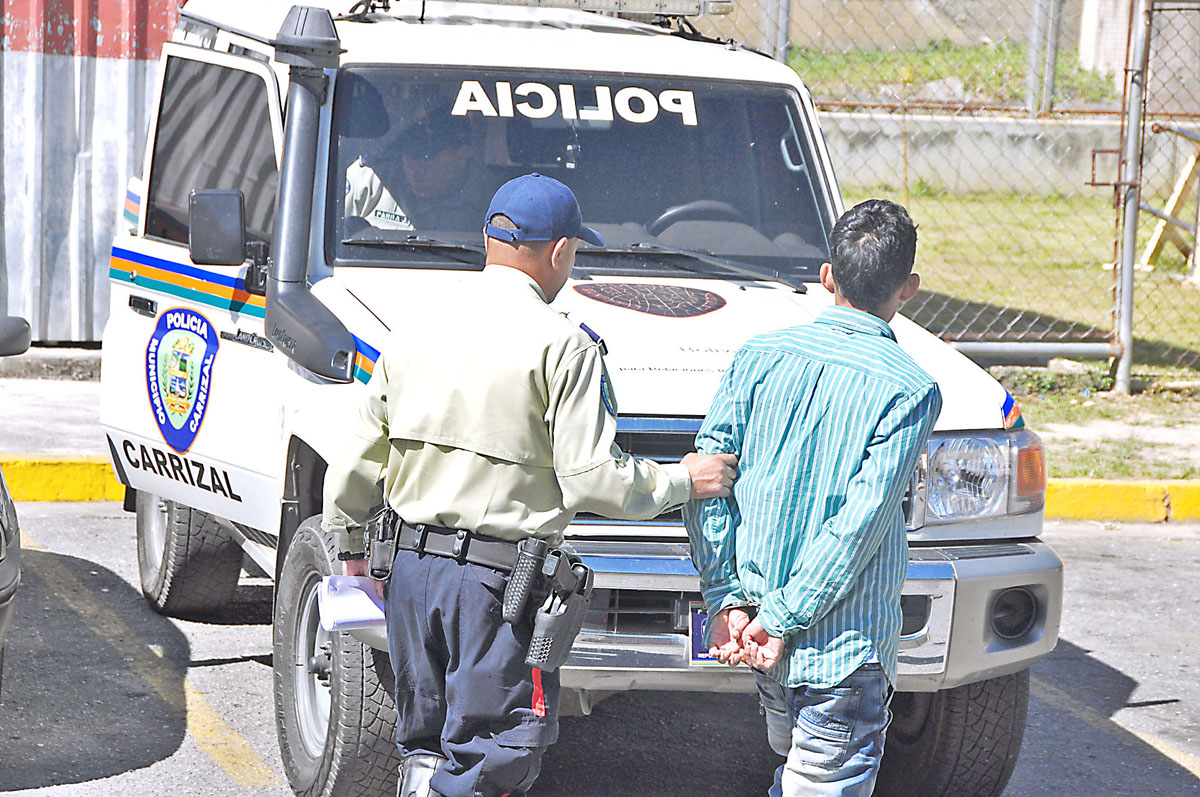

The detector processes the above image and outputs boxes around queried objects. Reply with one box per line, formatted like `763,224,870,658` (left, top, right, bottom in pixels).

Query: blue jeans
754,665,891,797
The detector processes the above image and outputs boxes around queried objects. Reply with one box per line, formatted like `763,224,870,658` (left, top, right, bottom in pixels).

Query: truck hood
325,270,1010,432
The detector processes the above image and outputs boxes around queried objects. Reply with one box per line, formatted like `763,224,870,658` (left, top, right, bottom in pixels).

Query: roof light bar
467,0,733,17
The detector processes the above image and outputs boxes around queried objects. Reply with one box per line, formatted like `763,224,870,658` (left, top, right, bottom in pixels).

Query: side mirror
0,316,30,357
189,190,247,266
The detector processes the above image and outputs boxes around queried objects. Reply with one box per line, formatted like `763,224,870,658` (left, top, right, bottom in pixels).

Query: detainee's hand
682,452,738,499
708,607,752,666
741,617,785,671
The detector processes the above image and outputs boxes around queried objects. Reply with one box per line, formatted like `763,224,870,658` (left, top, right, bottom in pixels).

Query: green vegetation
993,364,1200,479
842,189,1200,371
789,40,1118,106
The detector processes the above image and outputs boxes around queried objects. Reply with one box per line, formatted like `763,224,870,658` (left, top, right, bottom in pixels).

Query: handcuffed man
686,199,942,796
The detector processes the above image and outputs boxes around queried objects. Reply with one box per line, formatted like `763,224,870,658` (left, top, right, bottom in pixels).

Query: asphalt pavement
0,505,1196,795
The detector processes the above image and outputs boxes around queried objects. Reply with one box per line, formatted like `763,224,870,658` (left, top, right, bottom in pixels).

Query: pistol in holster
524,549,594,673
367,506,398,581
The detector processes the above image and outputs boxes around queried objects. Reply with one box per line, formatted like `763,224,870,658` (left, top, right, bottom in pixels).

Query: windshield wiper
341,233,484,264
585,242,806,293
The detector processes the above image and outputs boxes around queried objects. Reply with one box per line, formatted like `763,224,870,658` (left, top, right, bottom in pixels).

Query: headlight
921,430,1045,525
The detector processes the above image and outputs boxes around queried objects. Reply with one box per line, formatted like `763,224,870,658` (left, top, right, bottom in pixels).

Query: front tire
135,491,242,618
273,517,400,796
875,670,1029,797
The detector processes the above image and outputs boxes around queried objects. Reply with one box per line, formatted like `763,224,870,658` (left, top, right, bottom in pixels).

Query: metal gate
1112,0,1200,388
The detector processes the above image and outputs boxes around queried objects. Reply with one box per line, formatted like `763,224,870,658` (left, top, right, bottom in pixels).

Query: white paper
317,575,387,632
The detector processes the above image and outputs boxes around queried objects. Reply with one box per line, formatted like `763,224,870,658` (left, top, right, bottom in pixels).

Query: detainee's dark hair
828,199,918,313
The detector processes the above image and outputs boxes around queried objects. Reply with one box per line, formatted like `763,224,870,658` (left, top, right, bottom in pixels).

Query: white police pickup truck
100,1,1063,794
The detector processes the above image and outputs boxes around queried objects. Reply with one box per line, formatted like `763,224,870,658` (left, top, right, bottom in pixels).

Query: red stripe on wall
2,1,180,59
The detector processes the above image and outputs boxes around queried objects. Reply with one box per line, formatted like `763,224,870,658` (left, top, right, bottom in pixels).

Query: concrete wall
701,0,1085,56
823,111,1186,199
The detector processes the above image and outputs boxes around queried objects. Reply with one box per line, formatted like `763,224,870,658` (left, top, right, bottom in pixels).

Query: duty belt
396,520,520,574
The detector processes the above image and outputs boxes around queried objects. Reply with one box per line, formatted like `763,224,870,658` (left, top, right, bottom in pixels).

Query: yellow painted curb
1166,482,1200,521
3,456,1200,522
1046,479,1167,522
0,455,124,502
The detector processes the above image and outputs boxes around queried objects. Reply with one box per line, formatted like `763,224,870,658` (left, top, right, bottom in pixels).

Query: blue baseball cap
484,173,604,247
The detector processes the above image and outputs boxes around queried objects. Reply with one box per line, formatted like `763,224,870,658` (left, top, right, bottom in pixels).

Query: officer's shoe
398,753,448,797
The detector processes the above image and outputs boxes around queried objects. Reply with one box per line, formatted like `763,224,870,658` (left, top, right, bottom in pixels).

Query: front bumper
556,539,1062,694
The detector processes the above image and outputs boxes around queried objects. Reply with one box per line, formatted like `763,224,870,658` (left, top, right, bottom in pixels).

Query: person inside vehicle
344,104,485,232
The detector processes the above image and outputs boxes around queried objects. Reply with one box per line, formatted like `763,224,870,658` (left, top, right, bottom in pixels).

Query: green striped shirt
684,305,942,688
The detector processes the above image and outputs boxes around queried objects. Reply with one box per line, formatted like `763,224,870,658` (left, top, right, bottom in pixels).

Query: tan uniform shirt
344,157,415,231
322,265,692,553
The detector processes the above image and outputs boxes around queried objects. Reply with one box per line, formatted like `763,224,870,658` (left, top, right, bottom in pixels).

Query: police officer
344,105,483,232
322,173,738,797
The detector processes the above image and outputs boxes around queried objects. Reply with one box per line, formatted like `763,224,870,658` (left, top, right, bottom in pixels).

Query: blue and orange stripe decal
109,246,266,319
1002,390,1025,430
350,334,379,384
123,190,140,226
109,246,383,385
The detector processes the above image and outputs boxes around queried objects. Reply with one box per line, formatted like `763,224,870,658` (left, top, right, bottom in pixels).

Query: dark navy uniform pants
385,548,559,797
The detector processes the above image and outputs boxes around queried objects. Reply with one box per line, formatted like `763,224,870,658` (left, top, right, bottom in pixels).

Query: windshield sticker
146,307,219,454
574,283,726,318
452,81,698,126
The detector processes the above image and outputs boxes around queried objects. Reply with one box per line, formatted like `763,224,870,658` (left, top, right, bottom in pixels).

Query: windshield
328,67,835,281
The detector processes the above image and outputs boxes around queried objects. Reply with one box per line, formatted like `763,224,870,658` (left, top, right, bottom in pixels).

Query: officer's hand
682,452,738,499
741,617,785,671
342,557,385,599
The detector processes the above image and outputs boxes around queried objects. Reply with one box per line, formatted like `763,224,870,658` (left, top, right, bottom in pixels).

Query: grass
841,188,1200,370
789,39,1118,107
1046,438,1200,480
993,364,1200,478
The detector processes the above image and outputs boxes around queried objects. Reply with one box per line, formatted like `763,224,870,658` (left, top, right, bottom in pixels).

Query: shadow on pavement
537,639,1200,796
1010,638,1200,794
0,548,191,789
182,582,274,627
533,689,777,796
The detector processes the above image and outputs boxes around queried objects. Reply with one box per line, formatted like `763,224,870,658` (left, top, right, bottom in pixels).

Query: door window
145,56,279,246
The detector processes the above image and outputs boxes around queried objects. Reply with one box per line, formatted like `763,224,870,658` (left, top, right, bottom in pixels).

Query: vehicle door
101,43,286,533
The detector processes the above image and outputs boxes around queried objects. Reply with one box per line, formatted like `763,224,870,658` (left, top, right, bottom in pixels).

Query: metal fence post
772,0,790,62
1039,0,1064,115
1116,0,1153,393
1027,0,1049,116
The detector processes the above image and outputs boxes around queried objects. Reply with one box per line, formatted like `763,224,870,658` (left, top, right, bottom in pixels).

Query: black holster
523,550,594,672
367,506,398,581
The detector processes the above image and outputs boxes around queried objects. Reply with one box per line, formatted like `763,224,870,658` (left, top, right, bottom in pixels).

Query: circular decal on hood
146,307,219,454
573,283,726,317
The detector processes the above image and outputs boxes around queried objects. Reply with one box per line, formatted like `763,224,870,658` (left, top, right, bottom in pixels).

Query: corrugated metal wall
1,1,179,343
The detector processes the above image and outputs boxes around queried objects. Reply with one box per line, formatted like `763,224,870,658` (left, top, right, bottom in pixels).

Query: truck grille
581,589,931,636
583,588,696,635
575,417,921,532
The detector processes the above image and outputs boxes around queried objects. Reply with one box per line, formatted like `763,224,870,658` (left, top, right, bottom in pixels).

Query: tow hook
308,642,332,685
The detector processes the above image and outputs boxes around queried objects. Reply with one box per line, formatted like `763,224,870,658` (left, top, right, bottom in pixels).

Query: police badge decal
146,308,219,453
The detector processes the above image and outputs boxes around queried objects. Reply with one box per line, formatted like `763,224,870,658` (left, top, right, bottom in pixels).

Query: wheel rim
294,573,333,758
140,495,169,573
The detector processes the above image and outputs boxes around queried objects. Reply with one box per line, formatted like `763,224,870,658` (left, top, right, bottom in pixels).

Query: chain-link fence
1126,0,1200,370
696,1,1159,365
